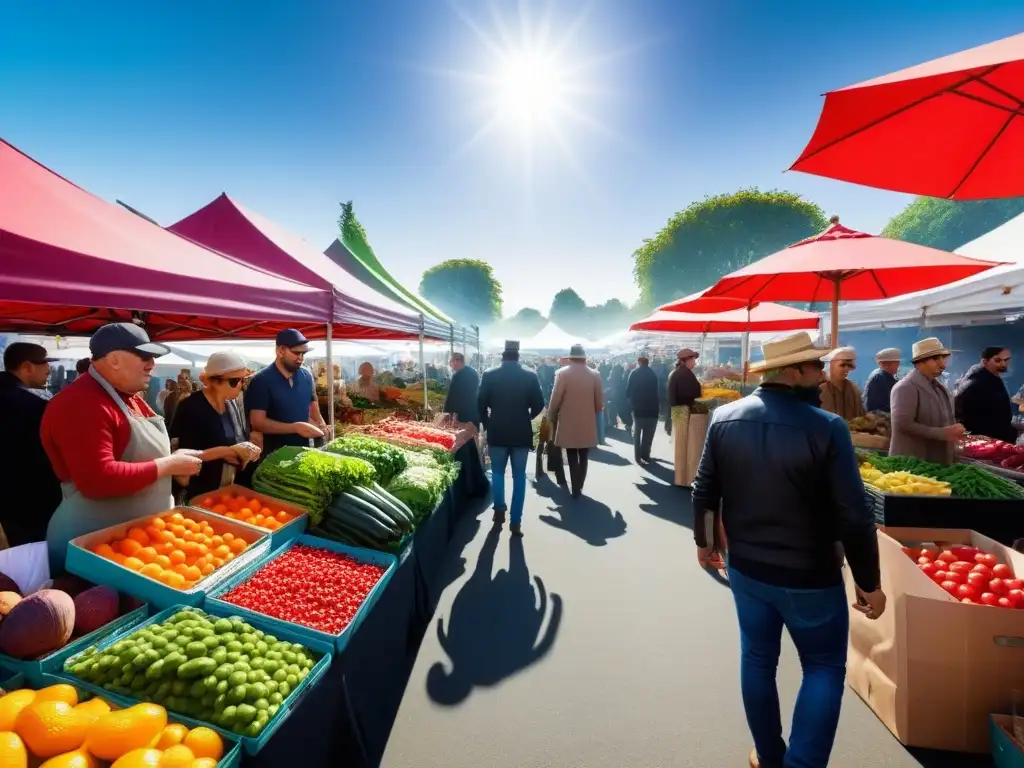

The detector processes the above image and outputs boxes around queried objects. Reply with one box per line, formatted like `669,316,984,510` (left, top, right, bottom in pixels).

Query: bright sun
494,51,567,129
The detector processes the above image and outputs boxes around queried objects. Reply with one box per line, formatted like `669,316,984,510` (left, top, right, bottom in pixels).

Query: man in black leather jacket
691,331,885,768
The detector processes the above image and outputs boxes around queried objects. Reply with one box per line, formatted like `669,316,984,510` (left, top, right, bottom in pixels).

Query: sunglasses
211,376,245,387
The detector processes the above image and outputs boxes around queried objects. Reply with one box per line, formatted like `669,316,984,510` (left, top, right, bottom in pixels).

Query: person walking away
156,379,176,415
0,343,62,547
477,341,544,537
691,331,885,768
862,348,900,413
626,355,660,463
889,337,964,465
443,352,480,428
548,344,603,498
667,348,701,429
606,366,622,429
244,329,329,457
954,346,1017,443
169,352,261,502
818,347,865,420
41,324,202,573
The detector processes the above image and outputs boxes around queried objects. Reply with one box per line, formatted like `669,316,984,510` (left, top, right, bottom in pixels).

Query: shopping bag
0,542,50,594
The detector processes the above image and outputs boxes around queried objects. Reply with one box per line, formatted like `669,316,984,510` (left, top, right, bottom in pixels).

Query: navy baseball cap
89,323,169,360
275,329,309,350
3,342,57,371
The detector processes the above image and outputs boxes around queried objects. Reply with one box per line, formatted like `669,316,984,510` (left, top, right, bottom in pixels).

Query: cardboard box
845,527,1024,753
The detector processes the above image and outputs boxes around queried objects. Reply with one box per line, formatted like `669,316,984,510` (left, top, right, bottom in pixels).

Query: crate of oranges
188,485,308,550
65,508,271,612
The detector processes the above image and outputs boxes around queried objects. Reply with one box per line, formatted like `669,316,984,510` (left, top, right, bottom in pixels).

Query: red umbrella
656,291,759,314
702,217,1003,344
791,32,1024,198
630,303,820,334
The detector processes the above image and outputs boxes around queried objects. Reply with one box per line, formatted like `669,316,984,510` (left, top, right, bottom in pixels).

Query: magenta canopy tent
0,139,331,339
170,195,443,341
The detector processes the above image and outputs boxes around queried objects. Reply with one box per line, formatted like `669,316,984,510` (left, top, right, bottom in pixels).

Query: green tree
503,307,547,336
420,259,503,326
548,288,587,332
632,188,829,307
586,299,631,338
882,196,1024,252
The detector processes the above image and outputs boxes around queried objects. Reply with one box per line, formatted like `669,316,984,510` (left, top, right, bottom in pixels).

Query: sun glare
494,51,567,128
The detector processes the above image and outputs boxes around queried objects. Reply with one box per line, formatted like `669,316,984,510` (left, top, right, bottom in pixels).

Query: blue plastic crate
186,484,309,552
56,604,331,756
0,670,24,689
65,508,271,611
204,534,397,655
0,602,149,686
992,714,1024,768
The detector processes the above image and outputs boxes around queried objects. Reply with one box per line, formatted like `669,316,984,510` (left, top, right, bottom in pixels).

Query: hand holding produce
64,607,319,738
193,491,298,533
219,543,387,636
906,544,1023,608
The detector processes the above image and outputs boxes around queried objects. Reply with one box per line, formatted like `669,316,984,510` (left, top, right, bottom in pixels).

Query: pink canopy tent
0,139,333,340
170,195,444,341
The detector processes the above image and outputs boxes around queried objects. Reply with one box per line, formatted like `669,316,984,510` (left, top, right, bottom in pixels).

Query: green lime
228,684,248,704
268,692,283,705
228,671,247,687
214,619,233,634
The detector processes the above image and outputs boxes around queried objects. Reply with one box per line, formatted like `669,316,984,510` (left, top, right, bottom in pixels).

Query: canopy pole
419,317,427,420
325,324,335,436
741,331,750,387
830,277,841,347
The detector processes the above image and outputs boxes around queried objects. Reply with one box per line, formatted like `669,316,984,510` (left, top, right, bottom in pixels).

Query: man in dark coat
666,348,702,432
626,355,661,463
443,352,480,428
0,343,63,546
478,341,545,537
862,347,901,413
954,346,1017,443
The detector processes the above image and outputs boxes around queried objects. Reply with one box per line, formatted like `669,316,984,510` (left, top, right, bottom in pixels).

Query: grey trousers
633,416,658,461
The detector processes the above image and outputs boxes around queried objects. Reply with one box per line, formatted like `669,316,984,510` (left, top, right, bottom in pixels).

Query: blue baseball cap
89,323,169,360
275,329,309,350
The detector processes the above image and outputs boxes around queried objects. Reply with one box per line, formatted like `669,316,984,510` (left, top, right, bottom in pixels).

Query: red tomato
956,584,978,601
961,598,976,604
948,561,974,574
933,570,948,582
1008,589,1024,606
937,551,958,564
972,563,993,578
990,578,1010,596
1006,579,1024,591
940,580,959,595
992,563,1015,579
902,546,920,559
967,572,989,589
999,597,1015,609
951,546,981,559
945,571,965,585
976,553,998,569
919,562,939,577
918,556,934,566
980,592,1001,606
919,548,937,562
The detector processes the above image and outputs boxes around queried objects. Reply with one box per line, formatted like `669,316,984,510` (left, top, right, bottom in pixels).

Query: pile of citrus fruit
192,491,298,533
0,682,225,766
89,512,251,590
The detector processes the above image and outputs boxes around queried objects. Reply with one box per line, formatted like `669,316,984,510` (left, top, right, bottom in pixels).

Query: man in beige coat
819,347,865,420
548,344,604,498
889,337,965,465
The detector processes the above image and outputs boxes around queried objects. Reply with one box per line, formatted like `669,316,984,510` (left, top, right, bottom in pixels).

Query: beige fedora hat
748,332,832,373
911,337,952,363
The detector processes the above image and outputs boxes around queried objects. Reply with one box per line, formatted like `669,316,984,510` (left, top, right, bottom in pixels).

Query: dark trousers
633,416,657,461
565,448,589,495
540,441,567,486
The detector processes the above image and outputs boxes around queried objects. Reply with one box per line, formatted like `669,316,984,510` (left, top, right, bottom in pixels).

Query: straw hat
874,347,901,363
828,346,857,363
748,332,831,373
568,344,587,360
911,337,952,363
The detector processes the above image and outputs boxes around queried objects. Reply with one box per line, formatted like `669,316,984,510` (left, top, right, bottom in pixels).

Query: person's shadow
635,477,694,529
588,447,630,466
539,496,627,546
430,512,484,601
426,527,563,706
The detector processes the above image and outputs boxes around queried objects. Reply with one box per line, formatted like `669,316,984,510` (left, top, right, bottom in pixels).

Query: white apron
46,367,173,574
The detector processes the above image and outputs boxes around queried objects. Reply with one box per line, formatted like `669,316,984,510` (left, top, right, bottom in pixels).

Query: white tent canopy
833,212,1024,330
518,322,587,353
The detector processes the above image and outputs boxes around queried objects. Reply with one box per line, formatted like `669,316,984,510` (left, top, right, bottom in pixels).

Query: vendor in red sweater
42,323,202,573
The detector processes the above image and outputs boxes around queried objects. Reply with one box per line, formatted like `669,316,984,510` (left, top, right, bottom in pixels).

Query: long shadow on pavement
589,447,631,466
430,511,484,602
540,496,627,546
906,747,997,768
427,526,563,706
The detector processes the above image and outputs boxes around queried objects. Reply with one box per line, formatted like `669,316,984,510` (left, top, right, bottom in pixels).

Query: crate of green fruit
57,604,331,755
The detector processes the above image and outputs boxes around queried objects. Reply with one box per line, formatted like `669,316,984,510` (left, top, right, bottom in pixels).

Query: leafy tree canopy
420,259,503,326
632,188,829,307
882,196,1024,252
496,307,547,338
549,288,587,329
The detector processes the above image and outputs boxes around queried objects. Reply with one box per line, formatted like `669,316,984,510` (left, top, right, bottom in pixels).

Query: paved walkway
382,430,991,768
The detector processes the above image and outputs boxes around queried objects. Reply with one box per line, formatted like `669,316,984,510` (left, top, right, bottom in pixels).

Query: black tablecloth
245,440,489,767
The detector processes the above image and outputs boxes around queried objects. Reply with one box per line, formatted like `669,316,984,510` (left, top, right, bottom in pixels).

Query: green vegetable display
313,483,416,552
386,465,449,518
252,446,376,524
63,608,319,737
323,435,408,485
866,455,1024,500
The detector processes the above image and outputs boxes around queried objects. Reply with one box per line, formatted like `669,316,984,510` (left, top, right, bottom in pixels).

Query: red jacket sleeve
47,398,160,499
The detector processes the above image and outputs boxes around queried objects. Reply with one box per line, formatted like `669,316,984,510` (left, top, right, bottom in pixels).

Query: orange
185,519,200,532
181,728,222,761
168,512,184,525
110,748,163,768
192,759,218,768
210,558,224,569
39,748,99,767
154,555,172,569
181,541,199,556
93,543,116,559
74,699,111,726
85,703,167,761
182,566,202,583
211,504,228,516
221,533,234,544
112,554,127,566
151,517,166,531
264,519,280,531
154,723,188,749
212,545,230,559
139,564,163,580
157,744,194,767
0,730,27,768
195,544,209,557
126,528,149,546
15,700,89,758
157,571,175,586
120,540,142,557
229,538,246,554
199,563,215,576
35,685,78,707
223,553,235,563
155,530,175,544
276,511,291,523
136,547,158,565
209,535,223,548
122,557,144,572
166,572,186,590
144,526,162,543
168,525,185,538
169,551,186,566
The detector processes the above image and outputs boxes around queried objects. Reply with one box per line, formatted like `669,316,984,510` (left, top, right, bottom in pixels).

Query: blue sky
3,0,1023,317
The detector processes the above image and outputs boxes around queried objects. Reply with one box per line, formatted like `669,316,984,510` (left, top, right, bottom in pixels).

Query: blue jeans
727,566,848,768
489,446,529,525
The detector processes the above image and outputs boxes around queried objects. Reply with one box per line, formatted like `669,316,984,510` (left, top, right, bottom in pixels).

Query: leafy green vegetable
386,465,449,518
253,447,376,524
866,455,1024,500
323,435,408,484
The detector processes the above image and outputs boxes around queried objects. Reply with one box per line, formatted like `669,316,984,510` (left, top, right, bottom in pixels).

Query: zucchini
371,483,415,523
352,486,412,532
336,492,402,534
326,502,397,540
319,515,387,549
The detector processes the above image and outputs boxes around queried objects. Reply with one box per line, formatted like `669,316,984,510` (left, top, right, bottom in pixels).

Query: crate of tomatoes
204,535,397,655
845,526,1024,754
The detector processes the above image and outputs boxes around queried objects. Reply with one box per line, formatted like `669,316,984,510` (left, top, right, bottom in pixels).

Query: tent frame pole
325,324,334,434
419,316,427,420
